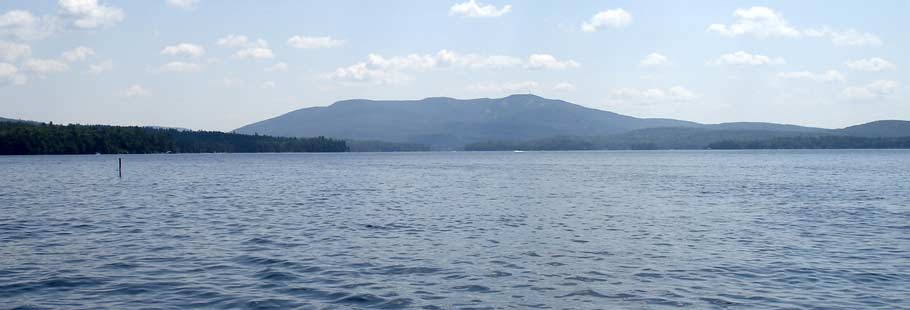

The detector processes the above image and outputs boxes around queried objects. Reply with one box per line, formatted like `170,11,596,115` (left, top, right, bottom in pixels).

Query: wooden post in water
119,158,122,178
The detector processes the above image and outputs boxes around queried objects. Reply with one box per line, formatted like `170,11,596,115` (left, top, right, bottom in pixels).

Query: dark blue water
2,151,909,309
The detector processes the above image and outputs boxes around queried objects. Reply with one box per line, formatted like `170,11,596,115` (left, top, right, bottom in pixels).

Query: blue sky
1,0,907,131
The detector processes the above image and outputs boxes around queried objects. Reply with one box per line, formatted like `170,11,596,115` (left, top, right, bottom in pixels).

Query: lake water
2,151,909,309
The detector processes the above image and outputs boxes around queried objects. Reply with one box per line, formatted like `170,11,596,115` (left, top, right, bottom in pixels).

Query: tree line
707,136,910,150
465,135,910,151
0,122,348,155
345,139,430,152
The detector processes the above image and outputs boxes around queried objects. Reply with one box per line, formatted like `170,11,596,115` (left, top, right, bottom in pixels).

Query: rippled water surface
2,151,909,309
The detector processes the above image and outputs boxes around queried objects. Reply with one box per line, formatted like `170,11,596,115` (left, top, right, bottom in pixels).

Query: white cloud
708,7,882,46
161,43,205,58
264,62,288,72
221,77,243,87
324,62,409,85
23,58,70,74
435,50,522,69
467,81,538,93
166,0,199,10
449,0,511,18
61,46,94,62
707,7,799,38
668,86,697,100
232,47,274,60
638,74,661,81
710,51,785,66
216,34,267,48
287,35,344,49
118,84,150,97
58,0,125,29
366,53,438,71
217,34,249,47
0,41,31,61
0,62,16,76
366,50,522,71
805,28,882,46
777,70,846,83
157,61,202,73
845,58,896,72
581,8,631,32
639,52,669,67
326,50,574,85
0,62,27,85
0,10,57,40
87,59,113,74
260,81,276,89
829,30,882,47
553,82,577,92
842,80,899,100
526,54,579,70
607,86,697,105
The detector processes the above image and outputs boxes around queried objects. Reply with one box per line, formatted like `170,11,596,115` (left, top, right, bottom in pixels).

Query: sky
0,0,908,131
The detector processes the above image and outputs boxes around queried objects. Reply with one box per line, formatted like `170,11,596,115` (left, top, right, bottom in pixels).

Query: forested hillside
708,136,910,149
0,122,348,155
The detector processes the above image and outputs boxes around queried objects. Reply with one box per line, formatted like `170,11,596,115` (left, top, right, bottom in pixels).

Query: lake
1,150,909,309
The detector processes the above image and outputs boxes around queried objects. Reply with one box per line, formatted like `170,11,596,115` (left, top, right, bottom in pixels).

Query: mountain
236,95,910,150
835,120,910,137
235,94,700,150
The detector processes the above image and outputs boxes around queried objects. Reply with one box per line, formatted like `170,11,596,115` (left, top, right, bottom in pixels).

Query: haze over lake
3,151,908,309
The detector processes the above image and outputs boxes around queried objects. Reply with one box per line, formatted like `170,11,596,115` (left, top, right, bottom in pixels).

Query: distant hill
0,117,35,124
704,122,827,133
235,94,701,150
835,120,910,137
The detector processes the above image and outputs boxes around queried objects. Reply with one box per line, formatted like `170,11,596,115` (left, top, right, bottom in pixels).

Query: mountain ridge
237,94,909,150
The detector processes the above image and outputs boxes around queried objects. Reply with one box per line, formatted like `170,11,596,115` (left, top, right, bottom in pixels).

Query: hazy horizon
1,0,908,131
